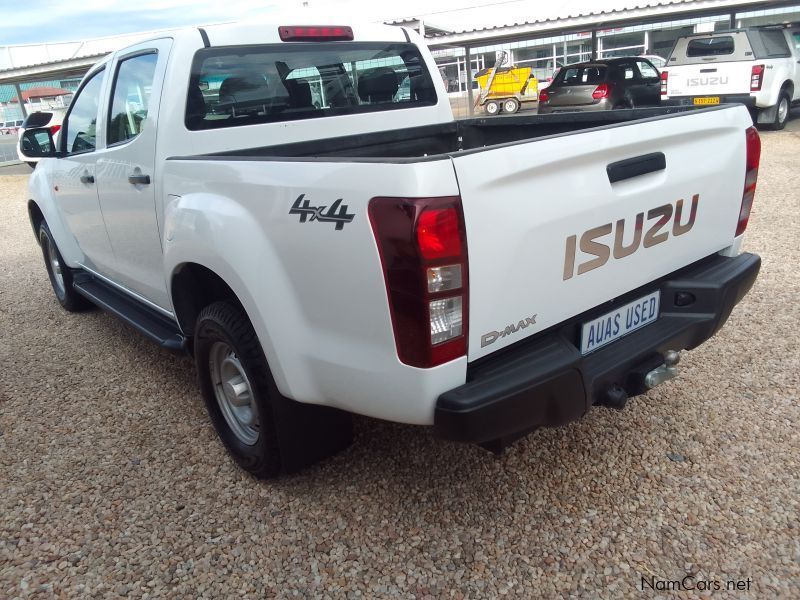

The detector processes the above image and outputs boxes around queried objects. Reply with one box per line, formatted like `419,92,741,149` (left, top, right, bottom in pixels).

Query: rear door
95,39,172,309
451,107,749,360
634,59,661,105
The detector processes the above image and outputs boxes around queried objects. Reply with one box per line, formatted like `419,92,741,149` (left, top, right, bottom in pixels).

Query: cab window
108,53,158,145
185,42,436,130
63,69,105,154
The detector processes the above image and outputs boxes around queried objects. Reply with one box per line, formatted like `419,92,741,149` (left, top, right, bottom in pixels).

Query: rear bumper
434,252,760,444
662,95,756,108
538,99,610,114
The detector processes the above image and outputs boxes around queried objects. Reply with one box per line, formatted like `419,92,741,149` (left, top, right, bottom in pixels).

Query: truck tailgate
667,62,753,97
453,106,751,360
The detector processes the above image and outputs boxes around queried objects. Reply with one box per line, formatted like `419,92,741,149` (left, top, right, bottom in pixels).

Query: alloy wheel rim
209,341,260,445
47,237,66,297
778,98,789,124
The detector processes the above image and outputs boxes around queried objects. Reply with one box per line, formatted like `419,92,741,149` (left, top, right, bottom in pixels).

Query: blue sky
0,0,489,45
2,0,283,44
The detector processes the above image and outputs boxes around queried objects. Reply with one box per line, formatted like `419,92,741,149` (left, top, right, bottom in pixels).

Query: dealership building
1,0,799,122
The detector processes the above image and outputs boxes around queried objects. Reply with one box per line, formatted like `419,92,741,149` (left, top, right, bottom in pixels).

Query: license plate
693,97,720,105
580,291,660,355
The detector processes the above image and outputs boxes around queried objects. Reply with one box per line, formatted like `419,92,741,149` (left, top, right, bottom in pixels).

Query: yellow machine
474,65,538,115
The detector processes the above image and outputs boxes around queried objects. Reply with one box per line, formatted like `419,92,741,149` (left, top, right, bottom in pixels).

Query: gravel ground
1,128,798,599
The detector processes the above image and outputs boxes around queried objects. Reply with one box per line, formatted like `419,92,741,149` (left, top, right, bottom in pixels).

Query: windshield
186,42,437,130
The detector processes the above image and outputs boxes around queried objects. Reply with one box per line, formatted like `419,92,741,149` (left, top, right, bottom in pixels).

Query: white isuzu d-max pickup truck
661,25,800,129
21,22,761,477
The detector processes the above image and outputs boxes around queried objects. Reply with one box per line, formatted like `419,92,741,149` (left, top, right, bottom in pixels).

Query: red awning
10,87,71,103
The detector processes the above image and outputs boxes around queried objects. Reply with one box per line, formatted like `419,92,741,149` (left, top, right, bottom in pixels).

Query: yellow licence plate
693,97,720,105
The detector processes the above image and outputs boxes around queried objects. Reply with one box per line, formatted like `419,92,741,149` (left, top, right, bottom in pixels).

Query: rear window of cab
185,42,437,130
687,36,735,57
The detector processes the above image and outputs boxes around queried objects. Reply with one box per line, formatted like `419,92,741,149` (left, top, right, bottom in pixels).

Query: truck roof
676,23,799,38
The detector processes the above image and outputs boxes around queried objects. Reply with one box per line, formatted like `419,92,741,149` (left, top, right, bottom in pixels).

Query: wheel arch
779,79,794,100
170,262,246,336
27,199,45,243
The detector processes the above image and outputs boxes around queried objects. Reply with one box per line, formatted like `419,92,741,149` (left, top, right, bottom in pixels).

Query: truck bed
184,106,705,162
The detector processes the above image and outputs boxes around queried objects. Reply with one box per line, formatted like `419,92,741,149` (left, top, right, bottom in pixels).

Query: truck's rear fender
161,158,467,424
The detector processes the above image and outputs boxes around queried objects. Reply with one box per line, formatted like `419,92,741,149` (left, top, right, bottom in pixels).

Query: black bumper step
73,274,187,352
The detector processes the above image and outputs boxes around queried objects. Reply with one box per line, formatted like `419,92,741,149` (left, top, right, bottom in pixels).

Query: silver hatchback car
538,57,661,113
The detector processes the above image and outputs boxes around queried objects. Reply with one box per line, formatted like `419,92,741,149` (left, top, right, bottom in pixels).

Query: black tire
484,100,500,115
195,301,281,479
38,222,91,312
502,98,520,114
763,92,791,131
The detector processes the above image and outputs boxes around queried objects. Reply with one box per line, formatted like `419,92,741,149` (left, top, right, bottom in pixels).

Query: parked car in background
639,54,667,69
17,110,65,167
538,57,661,113
537,67,562,92
1,119,24,135
661,25,800,129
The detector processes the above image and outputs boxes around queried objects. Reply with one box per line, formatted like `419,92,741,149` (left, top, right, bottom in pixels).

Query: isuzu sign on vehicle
20,21,760,477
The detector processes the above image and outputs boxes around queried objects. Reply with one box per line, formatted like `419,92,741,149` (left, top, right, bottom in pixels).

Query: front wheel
195,301,282,478
38,222,91,312
484,100,500,115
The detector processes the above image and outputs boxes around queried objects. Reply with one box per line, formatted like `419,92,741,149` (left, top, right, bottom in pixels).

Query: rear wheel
38,222,91,312
195,301,281,478
765,92,791,131
502,98,520,114
484,100,500,115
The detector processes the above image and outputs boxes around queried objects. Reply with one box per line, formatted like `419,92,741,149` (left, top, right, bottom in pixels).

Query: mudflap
756,103,777,124
271,393,354,474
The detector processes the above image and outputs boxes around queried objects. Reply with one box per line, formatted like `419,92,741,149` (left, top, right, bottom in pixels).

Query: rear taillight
737,126,761,237
660,70,668,96
592,83,612,100
750,64,764,91
50,124,61,135
369,196,468,368
538,89,550,103
278,25,353,41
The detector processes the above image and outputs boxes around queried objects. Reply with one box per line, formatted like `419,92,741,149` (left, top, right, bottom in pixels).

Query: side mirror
20,127,56,159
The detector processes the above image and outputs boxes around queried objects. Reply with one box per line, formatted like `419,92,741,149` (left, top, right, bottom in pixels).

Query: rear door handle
607,152,666,183
79,173,94,184
128,173,151,185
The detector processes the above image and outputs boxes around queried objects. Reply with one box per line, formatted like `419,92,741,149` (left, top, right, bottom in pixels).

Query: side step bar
72,273,187,352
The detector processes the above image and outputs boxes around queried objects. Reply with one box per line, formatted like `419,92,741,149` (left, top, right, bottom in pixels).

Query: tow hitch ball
644,350,681,389
598,350,681,410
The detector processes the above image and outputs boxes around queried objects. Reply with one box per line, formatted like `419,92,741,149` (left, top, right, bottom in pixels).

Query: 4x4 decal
289,194,355,231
